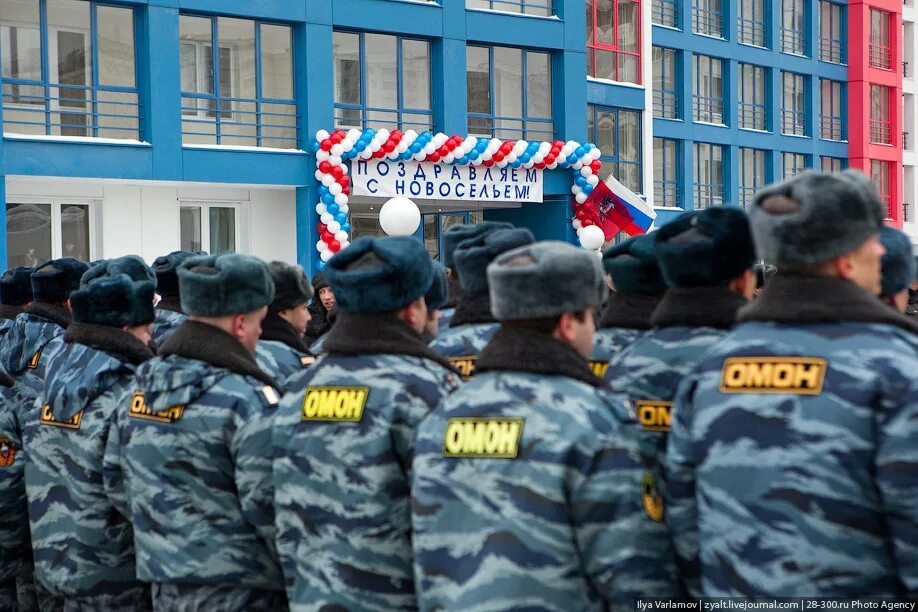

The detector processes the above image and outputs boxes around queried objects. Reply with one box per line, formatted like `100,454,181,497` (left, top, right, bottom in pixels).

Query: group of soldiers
0,168,916,612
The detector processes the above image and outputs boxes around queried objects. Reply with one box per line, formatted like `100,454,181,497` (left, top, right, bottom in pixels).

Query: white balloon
443,153,455,164
338,164,348,175
320,250,334,262
571,184,582,194
576,227,585,237
339,203,350,214
572,219,583,230
331,144,344,157
587,174,599,186
334,230,349,243
316,150,330,162
320,213,334,225
590,147,602,160
379,196,421,236
315,203,328,216
403,129,418,141
579,225,605,251
575,192,588,204
329,183,343,196
316,240,328,252
341,141,353,152
572,161,583,170
329,156,342,166
327,220,342,234
316,129,330,142
321,175,335,187
346,128,361,140
580,166,592,177
314,170,324,181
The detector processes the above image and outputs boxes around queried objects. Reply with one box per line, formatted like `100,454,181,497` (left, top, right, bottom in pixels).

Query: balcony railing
781,110,806,136
820,117,843,141
694,183,725,208
653,91,678,119
781,29,806,55
869,44,892,69
652,0,678,27
654,180,679,207
819,37,843,63
693,8,723,37
738,103,766,130
738,18,766,47
869,118,892,144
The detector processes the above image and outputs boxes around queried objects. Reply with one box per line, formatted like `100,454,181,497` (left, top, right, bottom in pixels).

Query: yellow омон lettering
301,387,369,422
128,392,185,424
442,418,523,458
637,401,672,431
40,403,83,429
720,357,828,395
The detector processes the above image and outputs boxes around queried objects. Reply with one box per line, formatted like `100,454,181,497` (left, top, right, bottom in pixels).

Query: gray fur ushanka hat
178,254,275,317
70,256,157,327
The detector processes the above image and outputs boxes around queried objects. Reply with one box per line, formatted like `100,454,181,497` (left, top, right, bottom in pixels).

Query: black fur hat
0,267,34,306
31,258,88,304
602,235,667,295
70,256,156,327
268,262,314,313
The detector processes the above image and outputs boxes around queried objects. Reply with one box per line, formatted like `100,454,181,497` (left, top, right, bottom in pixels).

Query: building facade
0,0,911,271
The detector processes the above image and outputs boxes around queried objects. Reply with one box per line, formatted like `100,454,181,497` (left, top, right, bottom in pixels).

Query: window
588,105,642,194
1,0,139,139
819,79,844,141
821,156,845,172
333,31,432,133
652,0,677,27
738,0,766,47
467,0,552,17
693,0,723,37
738,64,766,131
870,85,891,145
421,211,483,262
180,203,240,254
738,148,766,209
653,138,679,207
781,71,806,136
652,47,677,119
587,0,641,84
180,15,296,148
693,55,724,124
870,160,891,217
6,200,93,267
869,10,891,69
781,0,805,55
467,45,553,141
694,142,724,208
819,1,844,63
782,152,807,178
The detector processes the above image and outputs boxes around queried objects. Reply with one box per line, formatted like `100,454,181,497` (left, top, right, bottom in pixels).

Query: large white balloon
379,196,421,236
327,220,342,234
334,230,349,243
320,250,334,262
578,225,605,251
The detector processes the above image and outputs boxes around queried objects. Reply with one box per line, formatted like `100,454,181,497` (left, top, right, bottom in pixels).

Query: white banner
351,159,543,203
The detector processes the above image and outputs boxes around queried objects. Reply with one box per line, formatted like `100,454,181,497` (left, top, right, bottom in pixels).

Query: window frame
818,1,845,64
693,54,724,125
738,63,767,131
652,46,678,119
869,9,892,70
466,0,553,17
782,151,808,178
652,0,678,28
5,196,99,266
693,0,723,38
780,0,806,56
588,104,643,195
869,84,891,145
587,0,642,85
693,142,725,208
870,160,891,218
738,147,766,209
781,71,807,136
178,200,246,255
653,137,679,208
819,78,844,141
738,0,767,48
820,156,845,172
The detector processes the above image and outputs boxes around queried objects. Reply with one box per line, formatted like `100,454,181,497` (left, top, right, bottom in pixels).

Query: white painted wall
249,190,298,264
903,4,918,249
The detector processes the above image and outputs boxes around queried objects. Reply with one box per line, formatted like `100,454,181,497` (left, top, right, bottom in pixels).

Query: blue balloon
316,260,326,272
341,223,351,233
318,185,330,197
576,176,587,186
583,184,594,195
310,141,320,153
336,213,349,224
575,146,586,158
321,192,334,206
327,203,340,215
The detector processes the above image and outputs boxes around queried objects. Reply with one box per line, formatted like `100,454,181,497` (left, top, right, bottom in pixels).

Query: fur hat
454,228,536,293
488,241,608,320
442,221,514,268
152,251,201,298
0,267,34,306
327,236,434,313
655,208,757,288
268,262,314,313
879,226,917,297
31,258,89,304
602,235,667,295
70,256,156,327
751,170,886,268
425,262,449,311
178,254,275,317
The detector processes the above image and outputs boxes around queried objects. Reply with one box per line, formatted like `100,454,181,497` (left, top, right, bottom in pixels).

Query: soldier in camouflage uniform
256,262,315,390
430,227,533,379
590,236,667,378
0,267,33,347
273,236,460,611
413,241,682,611
118,254,285,611
421,262,449,343
667,170,918,596
26,257,156,610
150,251,198,346
878,226,917,315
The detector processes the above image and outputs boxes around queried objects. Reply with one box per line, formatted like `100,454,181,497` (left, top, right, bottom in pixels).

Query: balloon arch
310,129,605,271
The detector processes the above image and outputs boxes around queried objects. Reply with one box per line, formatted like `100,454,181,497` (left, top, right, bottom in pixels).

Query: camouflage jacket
0,368,24,584
428,292,499,380
589,292,660,378
117,320,283,590
26,323,153,596
0,304,24,351
273,313,460,611
151,298,186,346
255,314,315,391
413,326,683,612
667,276,918,597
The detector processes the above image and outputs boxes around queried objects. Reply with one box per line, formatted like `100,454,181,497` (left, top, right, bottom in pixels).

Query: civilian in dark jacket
305,273,335,345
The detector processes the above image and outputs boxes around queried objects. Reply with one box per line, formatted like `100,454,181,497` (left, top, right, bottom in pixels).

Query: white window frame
178,200,248,254
181,39,237,121
6,196,100,263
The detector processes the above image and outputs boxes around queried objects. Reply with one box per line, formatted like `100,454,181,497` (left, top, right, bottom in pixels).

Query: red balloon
500,142,513,153
339,176,351,187
330,132,343,144
328,240,341,253
550,146,561,155
317,222,327,233
331,166,344,179
318,161,332,174
373,148,386,158
545,154,556,164
590,160,602,173
320,140,332,152
321,231,334,243
342,187,350,196
384,142,396,153
493,153,504,162
482,159,494,167
391,130,402,139
553,140,564,149
428,153,440,163
581,219,594,227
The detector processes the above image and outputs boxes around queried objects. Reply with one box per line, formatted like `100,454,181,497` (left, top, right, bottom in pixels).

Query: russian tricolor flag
582,174,656,239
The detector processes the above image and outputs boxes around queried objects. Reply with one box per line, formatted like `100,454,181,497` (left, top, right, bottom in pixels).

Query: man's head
601,235,667,296
488,241,608,358
878,226,917,313
654,207,758,300
442,221,514,271
326,236,435,336
152,251,201,303
268,262,314,336
0,266,34,307
70,256,158,344
178,254,276,354
454,227,535,294
31,258,89,308
422,262,449,342
311,273,336,312
751,170,887,294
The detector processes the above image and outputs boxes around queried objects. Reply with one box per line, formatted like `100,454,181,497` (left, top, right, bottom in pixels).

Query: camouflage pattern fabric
308,334,327,356
255,340,312,392
0,403,29,588
38,584,150,611
428,322,498,380
667,321,918,596
151,308,185,346
25,340,148,600
150,583,285,612
273,352,459,611
412,367,683,611
118,353,284,592
589,326,643,378
437,307,455,332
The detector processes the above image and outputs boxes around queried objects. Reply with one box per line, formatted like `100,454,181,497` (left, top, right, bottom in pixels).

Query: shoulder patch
128,391,185,424
642,471,664,522
300,356,316,367
719,357,827,395
636,400,672,432
301,386,369,422
449,356,477,381
589,360,609,378
443,417,523,459
27,348,42,370
40,403,83,429
262,386,280,406
0,435,16,467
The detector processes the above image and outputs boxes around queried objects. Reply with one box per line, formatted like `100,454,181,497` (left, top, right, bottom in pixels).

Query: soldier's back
429,322,498,379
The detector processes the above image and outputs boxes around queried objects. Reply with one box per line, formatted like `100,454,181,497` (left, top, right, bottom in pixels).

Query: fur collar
652,286,747,329
449,291,496,328
598,292,661,330
159,320,278,387
64,322,154,365
324,312,458,372
740,275,918,335
0,304,24,322
25,301,72,329
260,313,312,355
445,275,464,310
477,326,606,387
156,295,183,314
0,368,13,387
